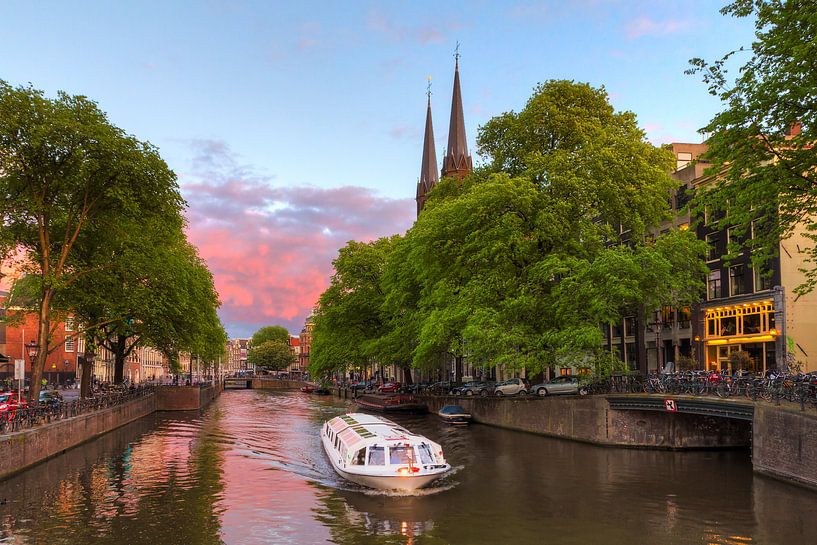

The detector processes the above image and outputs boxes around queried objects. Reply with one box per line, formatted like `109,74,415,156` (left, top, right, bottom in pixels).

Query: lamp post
26,340,40,397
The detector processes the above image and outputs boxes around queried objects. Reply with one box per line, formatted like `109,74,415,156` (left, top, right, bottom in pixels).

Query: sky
0,0,756,338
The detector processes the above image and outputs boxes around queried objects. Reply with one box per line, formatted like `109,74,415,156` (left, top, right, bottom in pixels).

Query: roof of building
416,94,439,211
441,58,472,177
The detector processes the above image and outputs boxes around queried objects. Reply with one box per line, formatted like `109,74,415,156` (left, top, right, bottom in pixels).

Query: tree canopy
251,325,290,347
687,0,817,292
248,340,295,372
311,80,707,380
0,80,225,398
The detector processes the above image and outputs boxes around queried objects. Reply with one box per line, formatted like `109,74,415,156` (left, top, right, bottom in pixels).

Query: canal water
0,390,815,545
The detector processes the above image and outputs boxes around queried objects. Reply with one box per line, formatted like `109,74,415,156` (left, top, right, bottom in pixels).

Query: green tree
247,340,294,371
0,81,185,401
687,0,817,292
251,325,290,347
309,237,406,381
400,81,706,376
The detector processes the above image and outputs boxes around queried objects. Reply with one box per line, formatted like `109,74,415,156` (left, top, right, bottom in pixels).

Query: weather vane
426,76,432,100
454,41,461,64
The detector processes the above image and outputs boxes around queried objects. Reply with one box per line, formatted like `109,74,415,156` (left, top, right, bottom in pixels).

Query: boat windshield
367,446,385,466
389,445,413,465
417,443,435,464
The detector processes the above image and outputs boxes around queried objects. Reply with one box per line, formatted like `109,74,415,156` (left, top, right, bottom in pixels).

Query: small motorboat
437,405,471,425
322,413,450,491
300,384,316,393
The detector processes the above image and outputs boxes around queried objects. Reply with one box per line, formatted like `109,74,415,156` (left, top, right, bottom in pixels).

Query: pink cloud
180,140,414,337
626,16,692,39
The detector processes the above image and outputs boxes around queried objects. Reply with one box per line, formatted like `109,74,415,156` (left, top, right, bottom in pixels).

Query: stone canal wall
156,384,222,411
752,404,817,490
251,378,308,390
0,385,223,481
0,394,156,480
420,395,750,449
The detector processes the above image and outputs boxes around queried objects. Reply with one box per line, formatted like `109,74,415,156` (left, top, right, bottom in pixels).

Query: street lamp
26,340,40,395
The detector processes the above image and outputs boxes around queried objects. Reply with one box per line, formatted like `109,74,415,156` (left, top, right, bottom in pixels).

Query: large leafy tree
687,0,817,292
0,81,185,401
251,326,290,347
247,340,294,372
311,80,706,380
309,237,405,381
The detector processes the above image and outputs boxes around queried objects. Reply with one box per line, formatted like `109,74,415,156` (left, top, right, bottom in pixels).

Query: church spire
441,45,472,179
416,79,439,215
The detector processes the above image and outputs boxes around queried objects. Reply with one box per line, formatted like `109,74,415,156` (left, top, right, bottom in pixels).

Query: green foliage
312,80,706,378
309,237,400,378
688,0,817,293
248,340,295,371
0,80,224,393
251,326,290,347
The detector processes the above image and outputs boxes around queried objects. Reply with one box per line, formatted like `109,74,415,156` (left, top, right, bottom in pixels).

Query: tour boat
321,413,451,491
437,405,471,425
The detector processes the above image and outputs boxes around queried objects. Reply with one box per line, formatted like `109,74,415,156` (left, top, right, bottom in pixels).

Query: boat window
352,448,365,465
417,444,435,464
367,447,385,466
389,445,413,466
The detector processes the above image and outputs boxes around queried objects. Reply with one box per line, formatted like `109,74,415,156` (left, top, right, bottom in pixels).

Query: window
389,446,413,466
753,266,773,292
678,308,691,329
353,448,365,465
707,270,721,300
417,444,435,464
367,447,385,466
624,317,636,337
626,342,637,369
65,317,75,332
704,302,775,339
729,265,746,296
676,152,693,170
611,322,622,338
65,336,75,352
706,233,719,262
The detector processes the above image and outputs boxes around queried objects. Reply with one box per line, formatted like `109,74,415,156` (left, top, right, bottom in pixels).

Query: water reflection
0,410,227,544
0,390,815,545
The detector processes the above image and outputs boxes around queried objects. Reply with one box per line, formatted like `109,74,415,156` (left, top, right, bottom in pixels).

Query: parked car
530,376,589,397
427,381,453,395
378,382,401,393
458,381,494,397
0,391,28,418
38,390,63,408
493,378,528,396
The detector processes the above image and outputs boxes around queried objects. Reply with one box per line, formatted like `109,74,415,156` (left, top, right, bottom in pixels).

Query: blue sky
0,1,756,336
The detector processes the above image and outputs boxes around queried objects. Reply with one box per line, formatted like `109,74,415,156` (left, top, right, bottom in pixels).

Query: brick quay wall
0,385,223,481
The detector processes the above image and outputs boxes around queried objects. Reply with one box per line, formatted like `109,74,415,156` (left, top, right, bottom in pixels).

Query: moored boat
437,405,471,425
355,394,427,413
321,413,450,491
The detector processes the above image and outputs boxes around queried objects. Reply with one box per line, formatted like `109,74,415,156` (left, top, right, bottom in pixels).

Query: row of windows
707,265,773,300
705,303,775,339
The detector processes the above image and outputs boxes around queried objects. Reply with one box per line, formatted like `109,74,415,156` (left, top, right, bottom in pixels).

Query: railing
407,372,817,413
0,386,155,435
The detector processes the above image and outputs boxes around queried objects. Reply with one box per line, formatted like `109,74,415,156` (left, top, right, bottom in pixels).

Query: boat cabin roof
325,413,431,453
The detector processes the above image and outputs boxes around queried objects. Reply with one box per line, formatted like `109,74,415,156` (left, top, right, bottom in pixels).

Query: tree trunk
402,366,413,385
30,289,54,405
455,355,463,384
80,356,93,399
113,335,126,384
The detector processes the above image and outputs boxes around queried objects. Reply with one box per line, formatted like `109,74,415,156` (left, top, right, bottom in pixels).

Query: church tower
416,84,439,216
440,52,472,179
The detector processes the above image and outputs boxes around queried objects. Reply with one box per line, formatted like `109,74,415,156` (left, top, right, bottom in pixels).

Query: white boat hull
333,465,446,491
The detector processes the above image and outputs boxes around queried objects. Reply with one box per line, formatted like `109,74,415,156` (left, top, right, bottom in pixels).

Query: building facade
603,142,817,375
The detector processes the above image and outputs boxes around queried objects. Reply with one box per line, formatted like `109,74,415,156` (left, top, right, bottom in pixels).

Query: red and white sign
664,399,677,412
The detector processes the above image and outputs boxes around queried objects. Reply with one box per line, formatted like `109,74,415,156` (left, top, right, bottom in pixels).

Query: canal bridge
223,377,309,391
